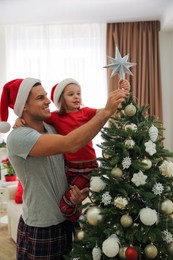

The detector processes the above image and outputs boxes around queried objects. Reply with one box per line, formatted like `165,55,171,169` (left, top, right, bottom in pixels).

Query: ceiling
0,0,173,31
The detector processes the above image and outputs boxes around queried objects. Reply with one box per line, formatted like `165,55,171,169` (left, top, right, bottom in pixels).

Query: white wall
159,31,173,155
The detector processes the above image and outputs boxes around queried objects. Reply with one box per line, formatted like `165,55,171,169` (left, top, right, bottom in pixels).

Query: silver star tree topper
104,46,136,79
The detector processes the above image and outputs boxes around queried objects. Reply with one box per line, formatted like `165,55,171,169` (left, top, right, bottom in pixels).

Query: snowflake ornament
122,157,132,169
144,140,157,156
152,182,164,195
131,171,148,186
102,191,112,206
163,230,173,243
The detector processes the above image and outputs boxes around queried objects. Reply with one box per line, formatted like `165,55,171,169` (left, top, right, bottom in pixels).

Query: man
0,77,129,259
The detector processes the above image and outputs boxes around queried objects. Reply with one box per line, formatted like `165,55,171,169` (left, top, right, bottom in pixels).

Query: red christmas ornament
125,246,138,260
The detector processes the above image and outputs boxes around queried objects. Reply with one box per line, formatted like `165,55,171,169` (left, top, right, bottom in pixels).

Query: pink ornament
125,246,138,260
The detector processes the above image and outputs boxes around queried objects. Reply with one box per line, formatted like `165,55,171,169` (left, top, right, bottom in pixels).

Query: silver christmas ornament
103,46,136,79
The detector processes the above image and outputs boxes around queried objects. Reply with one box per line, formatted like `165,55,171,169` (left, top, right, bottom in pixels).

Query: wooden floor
0,212,16,260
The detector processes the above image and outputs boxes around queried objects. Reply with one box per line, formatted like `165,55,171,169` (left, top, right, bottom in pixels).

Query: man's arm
30,88,129,157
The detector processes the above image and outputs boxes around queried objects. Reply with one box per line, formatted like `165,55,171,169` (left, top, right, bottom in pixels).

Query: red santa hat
51,78,80,108
0,77,41,133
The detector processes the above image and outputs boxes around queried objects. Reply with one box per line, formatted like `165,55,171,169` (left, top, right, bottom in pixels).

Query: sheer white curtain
0,23,107,157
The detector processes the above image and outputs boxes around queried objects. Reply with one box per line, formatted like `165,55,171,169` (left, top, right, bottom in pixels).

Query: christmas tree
68,48,173,260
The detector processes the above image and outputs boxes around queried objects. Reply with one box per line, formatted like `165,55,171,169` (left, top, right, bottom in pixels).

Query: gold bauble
160,199,173,215
167,242,173,255
119,246,127,259
120,214,133,228
142,158,152,169
144,244,158,258
77,230,85,240
102,152,111,159
111,167,123,178
124,103,136,116
86,206,103,226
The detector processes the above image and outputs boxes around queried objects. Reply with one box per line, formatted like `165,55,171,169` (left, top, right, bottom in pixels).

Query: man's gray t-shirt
7,123,68,227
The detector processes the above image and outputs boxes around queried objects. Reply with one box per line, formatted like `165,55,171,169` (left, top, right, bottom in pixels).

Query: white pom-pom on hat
0,122,11,133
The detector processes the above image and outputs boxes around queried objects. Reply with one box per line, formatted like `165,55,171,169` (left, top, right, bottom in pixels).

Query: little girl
15,78,130,223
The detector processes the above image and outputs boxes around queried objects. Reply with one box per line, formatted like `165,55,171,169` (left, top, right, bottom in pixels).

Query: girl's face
62,83,82,112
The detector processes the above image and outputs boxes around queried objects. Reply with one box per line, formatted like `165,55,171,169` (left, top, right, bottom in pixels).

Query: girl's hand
69,185,89,205
118,79,131,91
13,118,26,128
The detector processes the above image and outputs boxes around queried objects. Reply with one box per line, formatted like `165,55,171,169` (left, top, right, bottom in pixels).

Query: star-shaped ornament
104,47,136,79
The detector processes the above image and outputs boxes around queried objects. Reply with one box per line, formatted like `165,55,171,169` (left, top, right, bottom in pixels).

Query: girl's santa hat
0,77,41,133
51,78,80,108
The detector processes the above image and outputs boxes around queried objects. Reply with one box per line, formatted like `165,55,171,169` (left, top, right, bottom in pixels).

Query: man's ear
23,106,27,111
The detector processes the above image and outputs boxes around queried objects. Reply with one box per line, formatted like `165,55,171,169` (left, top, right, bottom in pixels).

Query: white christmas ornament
131,170,147,187
160,199,173,215
86,206,103,226
125,123,137,132
124,103,136,116
92,245,102,260
114,196,128,209
149,125,158,142
124,138,135,149
102,235,120,257
140,208,158,226
159,160,173,177
144,140,157,156
90,176,106,192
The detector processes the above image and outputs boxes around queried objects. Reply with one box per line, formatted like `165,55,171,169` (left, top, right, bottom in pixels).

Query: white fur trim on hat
53,78,80,108
14,77,41,117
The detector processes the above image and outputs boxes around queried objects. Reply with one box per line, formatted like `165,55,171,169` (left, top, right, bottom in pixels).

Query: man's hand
69,185,89,205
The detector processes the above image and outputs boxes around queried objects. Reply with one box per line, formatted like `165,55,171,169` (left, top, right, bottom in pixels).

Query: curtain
106,21,162,120
0,23,107,156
